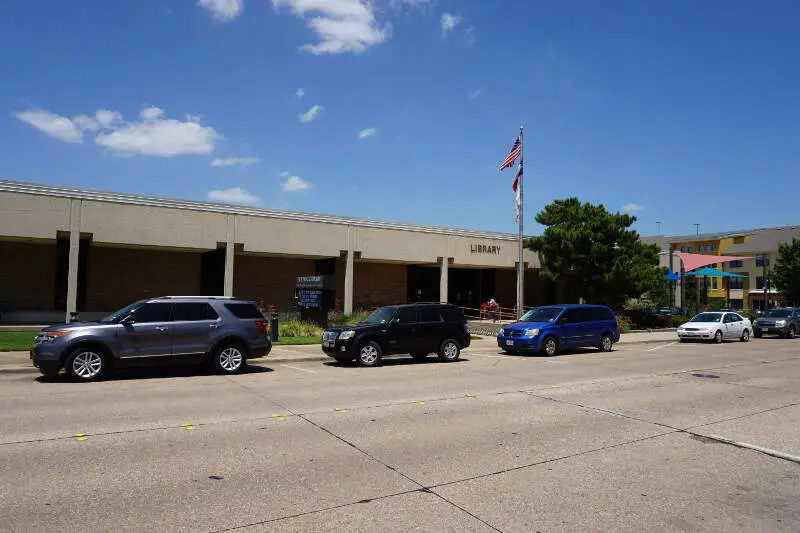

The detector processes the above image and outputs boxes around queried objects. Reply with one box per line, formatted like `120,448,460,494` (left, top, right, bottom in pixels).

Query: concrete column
65,200,81,322
223,215,235,296
439,257,449,303
344,250,354,314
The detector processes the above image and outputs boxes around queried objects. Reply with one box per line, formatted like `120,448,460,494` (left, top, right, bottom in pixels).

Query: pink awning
676,252,748,272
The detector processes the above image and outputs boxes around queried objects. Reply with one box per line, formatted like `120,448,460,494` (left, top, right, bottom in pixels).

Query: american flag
512,163,522,192
499,136,521,170
514,164,522,221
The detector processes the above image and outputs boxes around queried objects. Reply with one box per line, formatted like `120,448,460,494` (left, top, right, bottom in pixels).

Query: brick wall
494,269,517,308
0,241,56,311
86,246,201,311
234,255,315,310
354,262,407,309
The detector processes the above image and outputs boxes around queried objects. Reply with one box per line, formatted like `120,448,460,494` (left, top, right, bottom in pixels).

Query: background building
0,180,542,323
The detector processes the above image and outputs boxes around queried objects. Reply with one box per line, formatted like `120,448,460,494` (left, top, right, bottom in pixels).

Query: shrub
329,310,369,326
278,319,323,338
616,315,632,334
741,310,758,322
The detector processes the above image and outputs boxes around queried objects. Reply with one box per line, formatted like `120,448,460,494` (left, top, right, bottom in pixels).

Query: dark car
753,308,800,339
497,304,620,356
30,296,271,381
321,303,470,366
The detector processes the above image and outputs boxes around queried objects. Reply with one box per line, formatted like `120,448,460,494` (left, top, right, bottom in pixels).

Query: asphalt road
2,338,800,532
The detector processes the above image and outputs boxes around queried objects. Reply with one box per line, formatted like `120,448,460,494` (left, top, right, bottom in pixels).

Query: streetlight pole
762,254,768,313
656,221,662,235
694,223,700,236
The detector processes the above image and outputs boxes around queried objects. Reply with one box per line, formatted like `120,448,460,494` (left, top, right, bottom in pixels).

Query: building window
729,277,744,290
755,254,770,267
712,278,718,290
687,247,693,253
729,260,743,268
711,244,717,251
680,247,685,253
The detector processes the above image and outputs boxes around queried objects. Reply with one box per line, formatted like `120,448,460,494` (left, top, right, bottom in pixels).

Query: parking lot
2,337,799,532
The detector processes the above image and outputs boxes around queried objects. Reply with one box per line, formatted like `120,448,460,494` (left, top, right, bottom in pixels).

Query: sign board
470,243,501,255
296,288,324,309
295,275,335,290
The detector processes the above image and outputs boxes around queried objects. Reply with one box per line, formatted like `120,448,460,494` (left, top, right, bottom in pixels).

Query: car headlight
338,330,356,340
524,329,539,336
775,320,787,326
499,329,505,336
35,331,71,344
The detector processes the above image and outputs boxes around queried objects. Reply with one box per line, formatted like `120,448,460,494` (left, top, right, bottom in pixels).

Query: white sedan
677,311,752,343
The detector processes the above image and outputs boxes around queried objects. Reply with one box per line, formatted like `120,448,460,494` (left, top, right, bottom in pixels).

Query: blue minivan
497,304,620,356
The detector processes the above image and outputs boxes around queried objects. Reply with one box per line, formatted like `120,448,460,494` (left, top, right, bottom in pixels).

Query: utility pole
694,223,700,236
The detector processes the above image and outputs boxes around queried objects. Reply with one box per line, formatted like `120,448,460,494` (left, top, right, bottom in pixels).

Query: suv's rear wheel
357,341,382,367
65,347,106,382
214,344,245,374
438,339,460,362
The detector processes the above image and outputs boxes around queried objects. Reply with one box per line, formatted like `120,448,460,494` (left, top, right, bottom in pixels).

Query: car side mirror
389,318,400,326
120,315,135,326
556,317,566,325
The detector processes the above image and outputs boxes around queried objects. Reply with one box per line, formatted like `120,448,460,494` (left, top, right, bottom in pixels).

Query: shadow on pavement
323,356,470,369
35,363,273,383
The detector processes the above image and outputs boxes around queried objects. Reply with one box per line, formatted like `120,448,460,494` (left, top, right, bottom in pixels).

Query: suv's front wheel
214,344,245,374
357,341,383,367
65,347,107,382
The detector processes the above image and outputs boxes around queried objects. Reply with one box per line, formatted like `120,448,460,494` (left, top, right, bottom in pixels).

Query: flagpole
518,126,524,319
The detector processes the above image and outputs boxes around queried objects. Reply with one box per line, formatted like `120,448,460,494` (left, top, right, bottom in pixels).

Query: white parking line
646,342,678,352
280,364,317,374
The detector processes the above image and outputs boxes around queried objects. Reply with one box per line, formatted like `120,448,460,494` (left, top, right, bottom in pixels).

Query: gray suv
753,307,800,339
30,296,272,381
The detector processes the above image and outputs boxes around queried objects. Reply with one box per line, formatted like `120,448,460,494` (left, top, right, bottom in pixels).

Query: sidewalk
0,331,679,375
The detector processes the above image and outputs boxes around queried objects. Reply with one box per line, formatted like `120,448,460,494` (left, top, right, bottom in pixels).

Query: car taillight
255,320,269,335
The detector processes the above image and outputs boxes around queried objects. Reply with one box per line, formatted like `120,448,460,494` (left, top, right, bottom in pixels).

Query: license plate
505,340,514,346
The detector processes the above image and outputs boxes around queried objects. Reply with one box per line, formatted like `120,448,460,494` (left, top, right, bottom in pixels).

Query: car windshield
99,301,145,323
690,312,723,323
765,309,791,318
520,307,563,323
360,307,397,325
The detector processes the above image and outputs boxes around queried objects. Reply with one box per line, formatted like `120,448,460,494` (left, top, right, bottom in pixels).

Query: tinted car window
419,307,442,322
560,309,580,324
224,303,263,319
175,302,218,321
132,303,172,323
396,308,418,323
440,306,463,322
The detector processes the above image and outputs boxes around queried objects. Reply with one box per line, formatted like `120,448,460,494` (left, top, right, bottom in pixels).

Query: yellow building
669,232,756,309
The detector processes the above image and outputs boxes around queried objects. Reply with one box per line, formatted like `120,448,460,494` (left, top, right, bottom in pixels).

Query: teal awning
685,267,746,278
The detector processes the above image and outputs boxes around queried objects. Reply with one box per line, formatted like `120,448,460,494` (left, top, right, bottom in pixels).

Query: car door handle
209,323,219,329
155,326,169,332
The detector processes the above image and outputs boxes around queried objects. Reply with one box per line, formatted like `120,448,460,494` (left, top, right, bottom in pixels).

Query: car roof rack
157,295,237,300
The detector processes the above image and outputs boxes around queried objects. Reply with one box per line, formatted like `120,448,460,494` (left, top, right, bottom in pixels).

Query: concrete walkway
0,331,679,374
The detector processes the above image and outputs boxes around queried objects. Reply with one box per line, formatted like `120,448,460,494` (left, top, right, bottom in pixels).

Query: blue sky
1,0,798,237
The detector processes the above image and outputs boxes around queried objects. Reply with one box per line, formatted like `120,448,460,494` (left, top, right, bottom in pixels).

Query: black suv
322,303,470,366
30,296,271,381
753,307,800,338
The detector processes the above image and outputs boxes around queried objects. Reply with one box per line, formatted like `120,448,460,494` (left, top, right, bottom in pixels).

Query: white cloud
207,187,261,204
390,0,434,7
283,175,311,192
622,203,645,213
357,127,377,139
95,109,123,129
278,170,291,177
210,156,261,167
441,12,461,37
14,109,85,143
299,104,323,123
198,0,243,22
16,105,224,157
95,111,222,157
272,0,390,55
469,89,481,99
139,106,165,121
295,87,305,99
